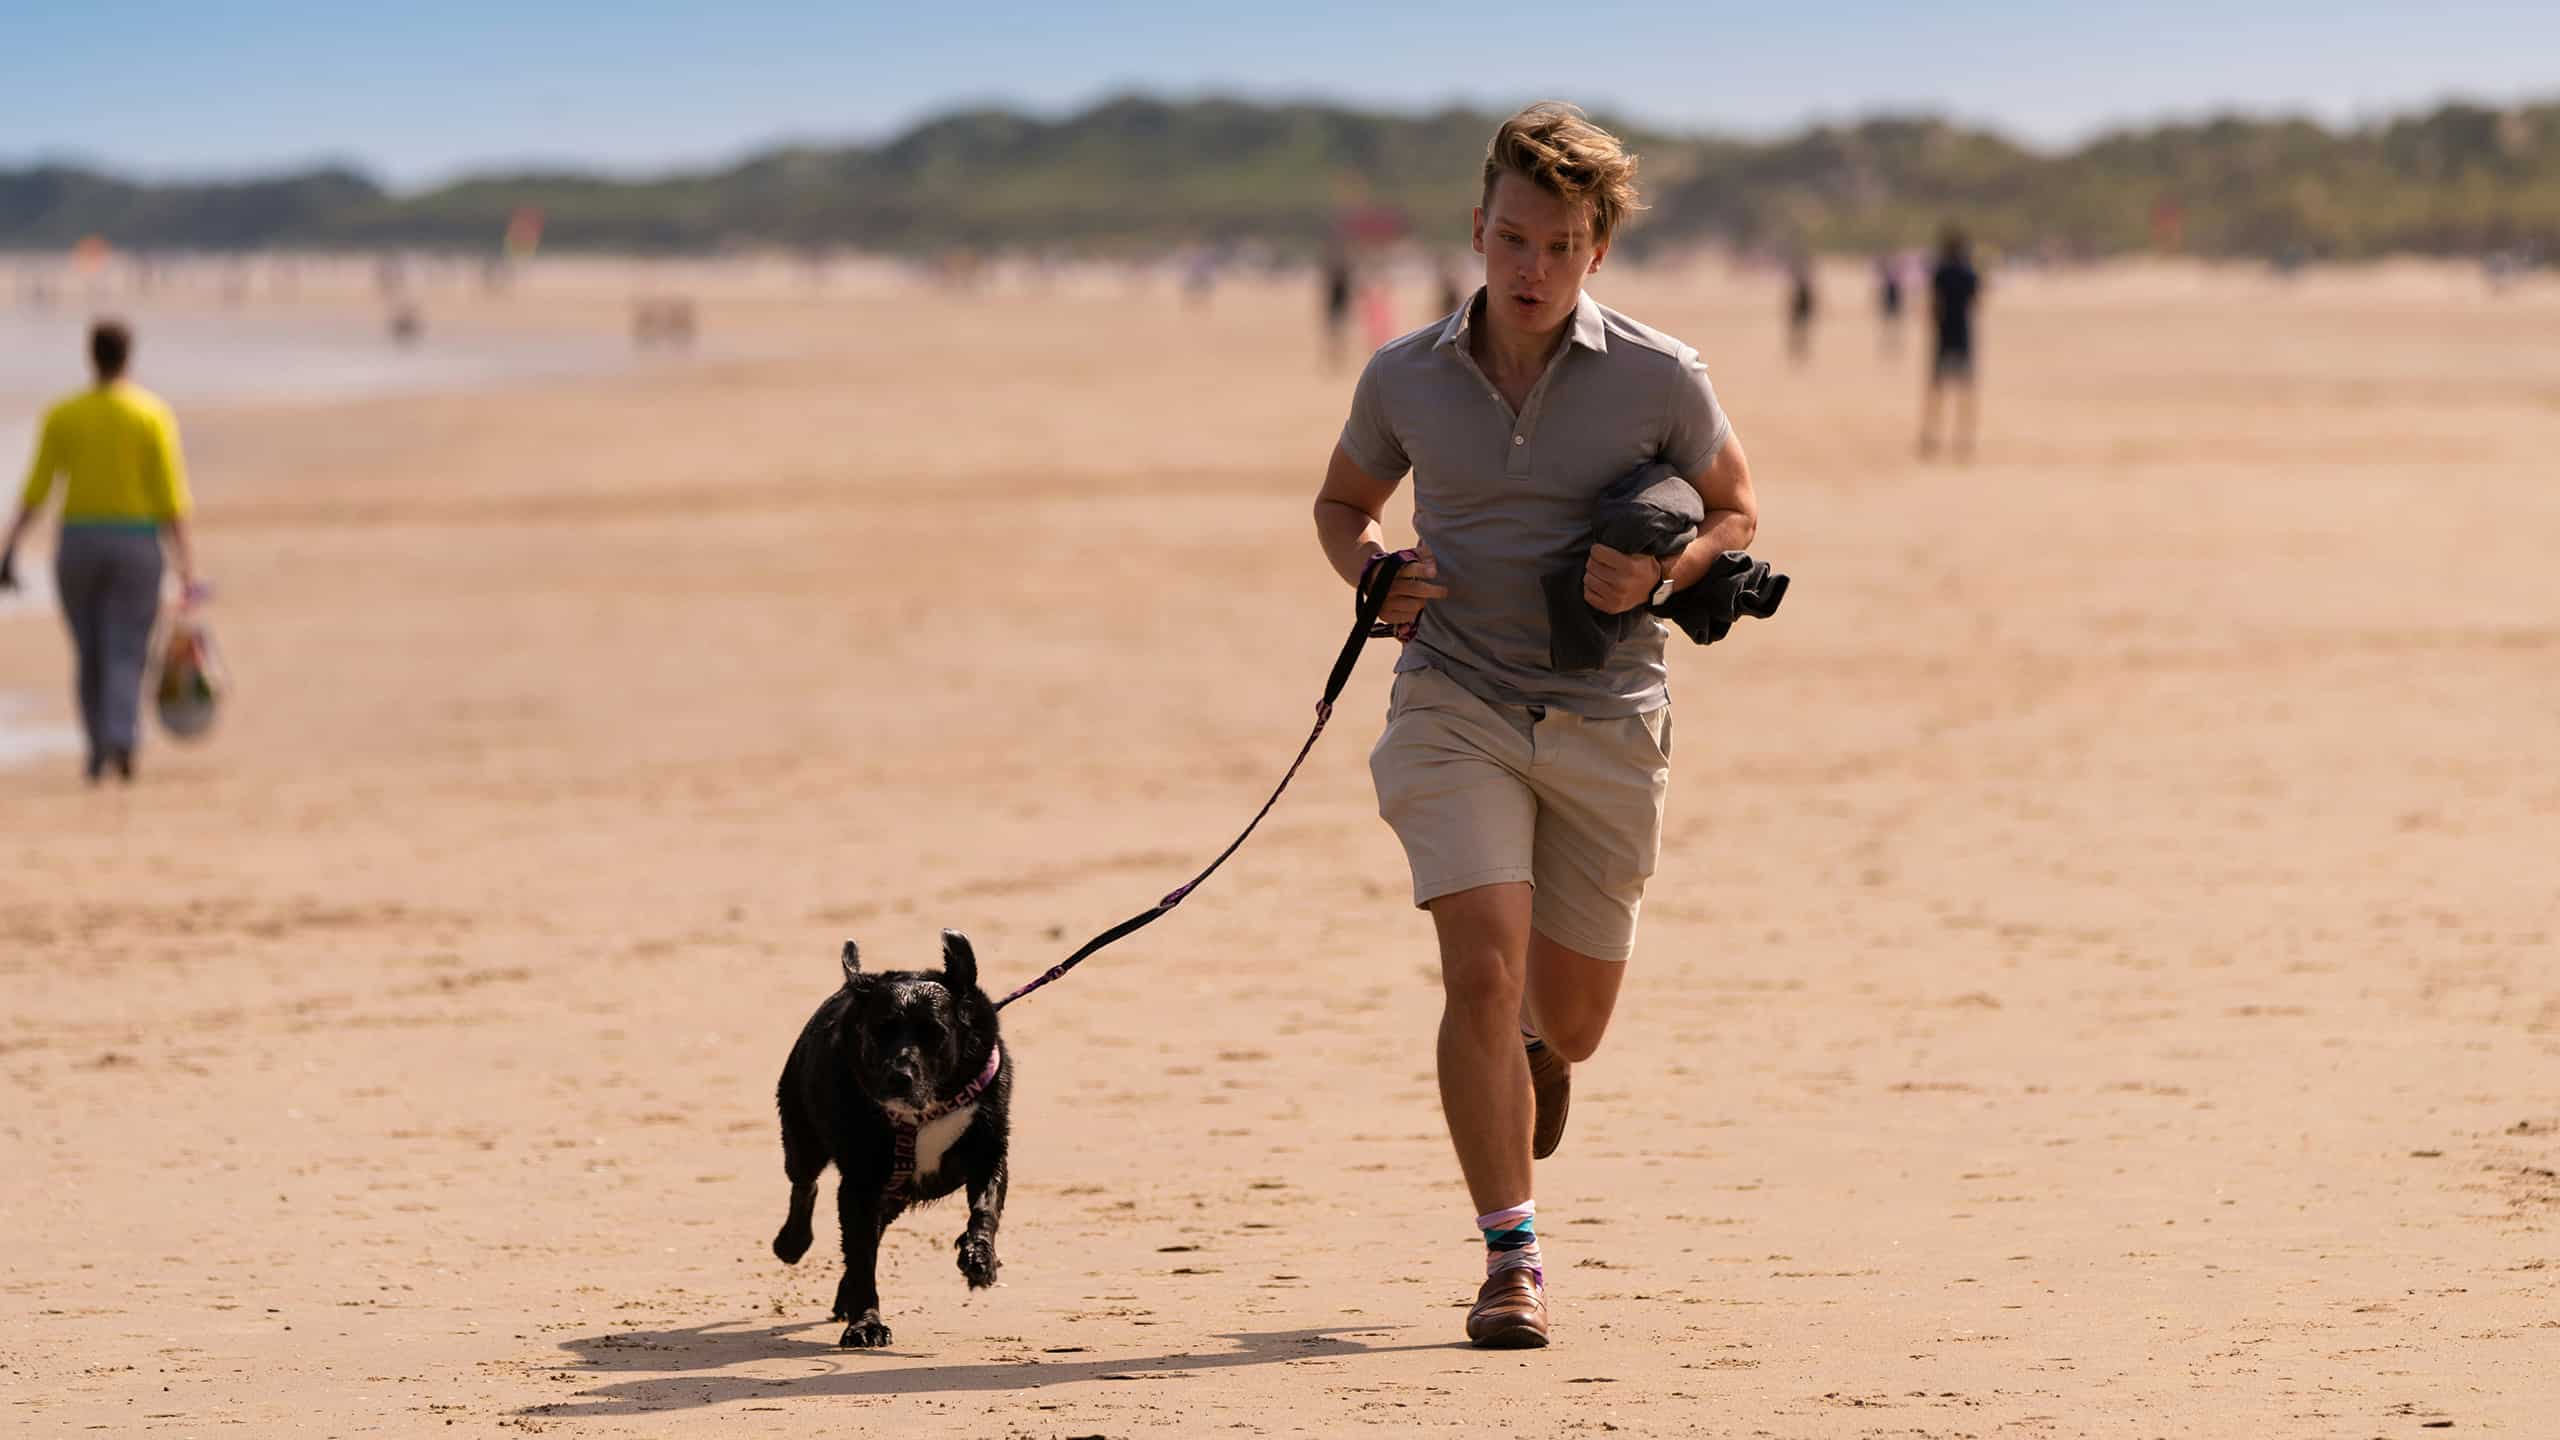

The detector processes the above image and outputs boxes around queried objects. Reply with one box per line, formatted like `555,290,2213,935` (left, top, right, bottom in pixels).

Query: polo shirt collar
1434,292,1477,351
1435,288,1611,355
1568,291,1609,353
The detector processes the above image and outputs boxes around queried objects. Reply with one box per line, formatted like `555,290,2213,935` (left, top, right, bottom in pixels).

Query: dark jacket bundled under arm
1543,462,1789,673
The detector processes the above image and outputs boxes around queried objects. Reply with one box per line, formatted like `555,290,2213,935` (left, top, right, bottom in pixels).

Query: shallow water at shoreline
2,301,650,762
0,300,639,420
2,299,650,628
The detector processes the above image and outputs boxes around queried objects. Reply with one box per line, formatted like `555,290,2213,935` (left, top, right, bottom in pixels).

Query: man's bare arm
1313,444,1444,626
1313,444,1393,585
1666,428,1758,589
1580,428,1761,612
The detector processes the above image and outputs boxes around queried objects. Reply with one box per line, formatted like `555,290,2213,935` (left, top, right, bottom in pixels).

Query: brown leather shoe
1528,1042,1571,1160
1466,1267,1549,1348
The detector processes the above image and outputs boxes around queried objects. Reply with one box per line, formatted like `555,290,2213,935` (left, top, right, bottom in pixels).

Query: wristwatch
1648,555,1677,608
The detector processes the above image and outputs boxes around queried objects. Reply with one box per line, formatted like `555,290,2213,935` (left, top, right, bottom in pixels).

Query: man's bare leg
1430,882,1535,1214
1522,931,1626,1063
1433,881,1558,1346
1516,930,1627,1161
1433,891,1632,1209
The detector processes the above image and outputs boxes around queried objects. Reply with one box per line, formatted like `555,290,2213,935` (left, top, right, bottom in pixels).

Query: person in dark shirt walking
1785,255,1817,366
1876,252,1904,358
1321,247,1356,371
1919,225,1983,459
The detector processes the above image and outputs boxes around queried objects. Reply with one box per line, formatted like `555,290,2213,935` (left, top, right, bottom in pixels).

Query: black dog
772,930,1013,1348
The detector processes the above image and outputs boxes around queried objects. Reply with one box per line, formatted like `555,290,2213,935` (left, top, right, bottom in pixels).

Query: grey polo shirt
1338,288,1731,718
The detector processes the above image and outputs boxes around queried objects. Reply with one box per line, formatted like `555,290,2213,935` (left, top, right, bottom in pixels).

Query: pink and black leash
993,549,1418,1012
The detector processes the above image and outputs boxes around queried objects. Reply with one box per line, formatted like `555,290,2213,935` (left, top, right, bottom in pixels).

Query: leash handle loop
1356,548,1418,642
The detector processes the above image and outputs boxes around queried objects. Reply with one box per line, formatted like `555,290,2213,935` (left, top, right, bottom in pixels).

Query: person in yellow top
0,320,208,783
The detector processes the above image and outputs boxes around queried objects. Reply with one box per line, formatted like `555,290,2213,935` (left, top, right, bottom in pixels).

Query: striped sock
1477,1200,1543,1286
1521,1023,1546,1055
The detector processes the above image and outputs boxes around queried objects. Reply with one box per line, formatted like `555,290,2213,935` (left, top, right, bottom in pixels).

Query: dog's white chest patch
910,1102,977,1185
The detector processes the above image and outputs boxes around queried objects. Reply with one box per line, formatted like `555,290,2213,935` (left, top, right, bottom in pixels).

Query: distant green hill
0,165,383,250
5,94,2556,259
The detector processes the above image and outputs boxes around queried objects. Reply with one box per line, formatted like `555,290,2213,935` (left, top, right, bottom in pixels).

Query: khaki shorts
1368,665,1673,962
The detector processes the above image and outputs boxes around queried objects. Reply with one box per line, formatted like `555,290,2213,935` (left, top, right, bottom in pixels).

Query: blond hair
1481,102,1643,243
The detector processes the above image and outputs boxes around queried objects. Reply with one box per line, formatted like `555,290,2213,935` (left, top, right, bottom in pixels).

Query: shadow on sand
526,1318,1466,1417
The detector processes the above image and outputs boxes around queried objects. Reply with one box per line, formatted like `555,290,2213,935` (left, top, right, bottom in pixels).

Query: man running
1311,102,1760,1348
0,320,205,782
1919,225,1983,459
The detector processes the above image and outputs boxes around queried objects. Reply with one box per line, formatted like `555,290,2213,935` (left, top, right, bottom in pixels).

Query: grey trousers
53,524,165,758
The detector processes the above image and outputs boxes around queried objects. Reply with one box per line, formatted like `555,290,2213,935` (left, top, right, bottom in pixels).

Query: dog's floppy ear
840,940,862,985
940,929,977,992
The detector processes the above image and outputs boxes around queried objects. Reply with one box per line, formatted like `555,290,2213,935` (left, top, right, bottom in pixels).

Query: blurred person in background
1875,252,1904,357
1919,225,1984,458
0,320,207,783
1321,245,1356,370
1359,273,1398,351
1436,254,1467,319
1182,243,1220,309
1313,102,1759,1349
1785,254,1817,365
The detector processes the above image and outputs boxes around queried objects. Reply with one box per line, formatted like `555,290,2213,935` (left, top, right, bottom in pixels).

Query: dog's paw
838,1312,893,1349
956,1232,1001,1289
772,1223,812,1265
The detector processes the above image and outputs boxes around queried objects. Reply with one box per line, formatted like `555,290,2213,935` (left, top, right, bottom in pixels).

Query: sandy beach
3,259,2555,1437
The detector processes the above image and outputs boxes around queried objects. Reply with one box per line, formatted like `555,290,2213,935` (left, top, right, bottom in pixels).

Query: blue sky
8,1,2555,187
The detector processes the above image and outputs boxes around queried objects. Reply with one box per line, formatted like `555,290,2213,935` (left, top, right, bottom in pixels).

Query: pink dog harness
880,1041,1003,1202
